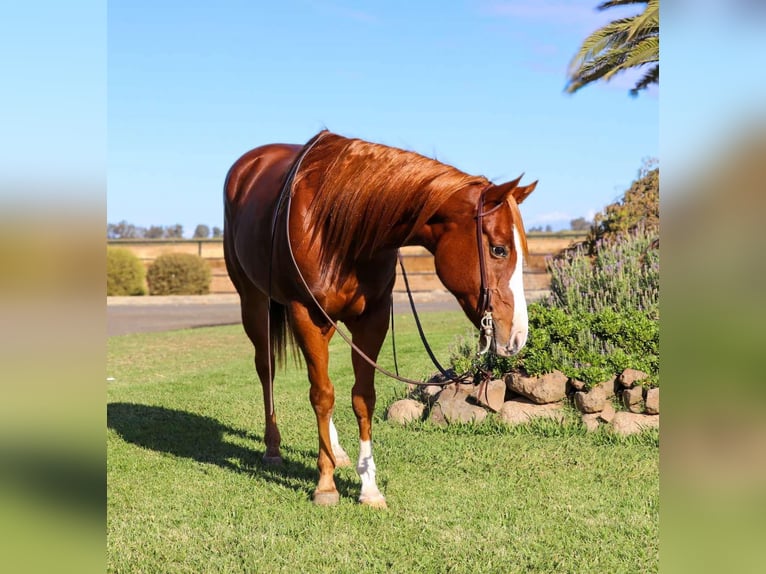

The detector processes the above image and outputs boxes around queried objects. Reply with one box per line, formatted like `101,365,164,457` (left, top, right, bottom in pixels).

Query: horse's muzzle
493,328,528,357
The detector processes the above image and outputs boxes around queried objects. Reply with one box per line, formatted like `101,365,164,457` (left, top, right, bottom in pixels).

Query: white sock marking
356,439,383,501
509,225,528,353
329,417,348,461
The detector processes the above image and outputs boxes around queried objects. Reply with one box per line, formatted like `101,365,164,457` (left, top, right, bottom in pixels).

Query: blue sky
107,0,658,234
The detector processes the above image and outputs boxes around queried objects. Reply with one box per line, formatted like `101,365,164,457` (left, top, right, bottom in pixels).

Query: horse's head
431,177,537,357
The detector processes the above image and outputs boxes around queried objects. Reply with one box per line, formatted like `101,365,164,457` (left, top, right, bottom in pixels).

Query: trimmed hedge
146,253,211,296
107,247,146,296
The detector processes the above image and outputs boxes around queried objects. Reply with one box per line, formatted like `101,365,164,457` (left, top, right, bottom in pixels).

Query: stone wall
109,232,587,298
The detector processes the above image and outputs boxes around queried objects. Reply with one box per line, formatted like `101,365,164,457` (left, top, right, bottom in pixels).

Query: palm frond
626,0,658,41
569,17,637,72
597,0,648,8
629,64,659,97
617,36,659,72
566,0,660,96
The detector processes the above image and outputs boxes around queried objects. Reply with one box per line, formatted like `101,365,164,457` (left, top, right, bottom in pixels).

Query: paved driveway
107,293,461,336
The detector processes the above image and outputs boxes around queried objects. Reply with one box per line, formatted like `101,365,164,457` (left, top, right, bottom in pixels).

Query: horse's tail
269,299,298,368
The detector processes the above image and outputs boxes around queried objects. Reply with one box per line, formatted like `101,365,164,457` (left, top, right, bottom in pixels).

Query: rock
498,398,564,426
581,413,601,432
645,388,660,415
454,382,476,395
618,368,649,388
472,379,506,413
598,401,616,423
568,378,586,392
386,399,425,424
622,387,644,413
505,370,568,404
574,387,607,413
610,412,659,436
430,390,487,425
594,376,618,398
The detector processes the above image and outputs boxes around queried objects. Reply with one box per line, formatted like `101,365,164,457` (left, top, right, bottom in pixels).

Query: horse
223,130,536,508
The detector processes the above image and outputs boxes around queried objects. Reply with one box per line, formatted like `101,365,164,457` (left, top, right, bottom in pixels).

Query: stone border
386,368,659,436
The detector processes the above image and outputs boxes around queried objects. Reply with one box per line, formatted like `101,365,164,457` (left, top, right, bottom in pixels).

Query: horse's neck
402,188,474,254
403,223,440,253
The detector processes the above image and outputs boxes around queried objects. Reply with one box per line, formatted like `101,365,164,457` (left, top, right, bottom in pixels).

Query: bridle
474,185,504,356
268,135,505,387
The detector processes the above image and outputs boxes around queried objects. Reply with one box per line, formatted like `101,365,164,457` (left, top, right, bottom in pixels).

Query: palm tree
566,0,659,96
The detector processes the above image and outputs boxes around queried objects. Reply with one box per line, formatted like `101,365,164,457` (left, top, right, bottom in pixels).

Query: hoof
262,454,283,465
313,490,340,506
334,453,352,468
359,494,388,509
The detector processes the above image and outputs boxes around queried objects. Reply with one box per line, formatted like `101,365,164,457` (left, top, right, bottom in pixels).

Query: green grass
108,312,658,573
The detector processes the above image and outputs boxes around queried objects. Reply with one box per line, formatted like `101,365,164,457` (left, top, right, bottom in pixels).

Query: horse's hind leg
240,294,282,464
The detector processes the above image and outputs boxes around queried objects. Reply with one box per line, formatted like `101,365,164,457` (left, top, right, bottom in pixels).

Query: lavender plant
547,223,659,318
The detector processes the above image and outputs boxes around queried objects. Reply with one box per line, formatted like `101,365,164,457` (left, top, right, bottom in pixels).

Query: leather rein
270,135,500,387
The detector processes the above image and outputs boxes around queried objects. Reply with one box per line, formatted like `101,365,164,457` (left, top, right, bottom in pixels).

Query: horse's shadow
106,402,358,500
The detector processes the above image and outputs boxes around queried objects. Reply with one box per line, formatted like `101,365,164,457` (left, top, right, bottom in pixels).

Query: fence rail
109,232,587,300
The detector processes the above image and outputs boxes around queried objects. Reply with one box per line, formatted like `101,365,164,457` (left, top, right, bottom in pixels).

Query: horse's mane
292,131,489,281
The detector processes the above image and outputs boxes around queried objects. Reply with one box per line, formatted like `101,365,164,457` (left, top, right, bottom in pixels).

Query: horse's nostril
509,330,528,355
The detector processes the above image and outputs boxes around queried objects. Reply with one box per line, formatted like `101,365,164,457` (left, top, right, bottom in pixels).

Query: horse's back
224,143,302,296
224,143,302,209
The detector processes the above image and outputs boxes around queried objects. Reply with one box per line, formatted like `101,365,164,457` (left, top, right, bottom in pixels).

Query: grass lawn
107,311,658,573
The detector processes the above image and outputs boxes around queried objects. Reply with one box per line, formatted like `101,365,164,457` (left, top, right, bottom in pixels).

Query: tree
164,224,184,238
145,225,164,239
193,224,210,239
107,220,141,239
566,0,658,97
570,217,592,231
212,226,223,238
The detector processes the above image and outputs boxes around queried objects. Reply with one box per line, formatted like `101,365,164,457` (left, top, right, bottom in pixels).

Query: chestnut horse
224,131,536,507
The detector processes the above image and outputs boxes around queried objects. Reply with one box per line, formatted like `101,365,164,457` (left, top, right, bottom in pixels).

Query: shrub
448,219,659,386
107,247,146,296
449,304,659,387
146,252,211,295
548,223,659,318
584,161,658,253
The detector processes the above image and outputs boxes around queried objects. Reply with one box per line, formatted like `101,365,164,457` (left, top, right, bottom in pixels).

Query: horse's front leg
289,303,340,505
347,301,391,509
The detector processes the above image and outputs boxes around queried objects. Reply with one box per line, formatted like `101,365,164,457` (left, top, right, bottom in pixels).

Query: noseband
475,185,504,355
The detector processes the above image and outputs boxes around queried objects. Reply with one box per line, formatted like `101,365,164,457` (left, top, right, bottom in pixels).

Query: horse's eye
491,245,508,258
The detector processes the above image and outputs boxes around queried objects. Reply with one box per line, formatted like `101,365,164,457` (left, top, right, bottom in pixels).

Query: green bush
146,252,211,295
517,305,657,384
449,304,658,387
107,247,146,296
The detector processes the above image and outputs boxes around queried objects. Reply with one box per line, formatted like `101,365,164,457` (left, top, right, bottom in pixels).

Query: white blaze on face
508,225,528,354
356,439,384,504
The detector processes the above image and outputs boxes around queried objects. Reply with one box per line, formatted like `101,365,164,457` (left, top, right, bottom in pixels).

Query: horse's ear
484,175,523,205
512,180,537,205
